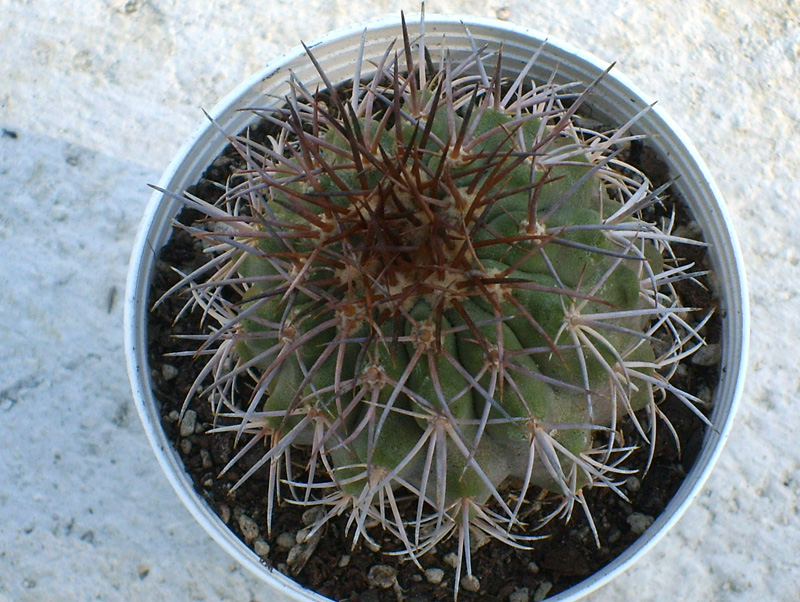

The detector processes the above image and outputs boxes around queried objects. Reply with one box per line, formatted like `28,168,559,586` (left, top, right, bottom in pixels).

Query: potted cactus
125,13,748,602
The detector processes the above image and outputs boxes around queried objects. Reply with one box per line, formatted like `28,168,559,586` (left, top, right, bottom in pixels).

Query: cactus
159,17,709,598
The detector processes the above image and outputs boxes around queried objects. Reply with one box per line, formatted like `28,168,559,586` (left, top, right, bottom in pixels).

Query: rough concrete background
1,1,798,601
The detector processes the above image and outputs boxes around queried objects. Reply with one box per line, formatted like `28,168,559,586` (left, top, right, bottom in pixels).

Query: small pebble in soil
691,343,721,366
276,531,296,550
179,439,192,455
627,512,655,534
509,587,530,602
367,564,398,589
576,525,593,543
533,582,553,602
626,476,642,493
302,507,323,526
296,526,315,544
469,528,491,551
161,363,179,381
461,575,480,593
288,527,322,576
200,448,212,469
337,554,351,568
527,561,540,574
237,513,260,542
697,385,713,404
425,567,445,585
286,544,305,569
179,410,197,437
363,515,380,529
254,540,270,556
443,552,459,569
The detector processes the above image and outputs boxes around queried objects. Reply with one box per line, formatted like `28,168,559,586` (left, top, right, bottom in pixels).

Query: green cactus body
228,96,661,506
169,28,707,597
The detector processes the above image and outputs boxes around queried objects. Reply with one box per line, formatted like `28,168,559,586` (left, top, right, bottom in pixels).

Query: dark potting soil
145,120,721,601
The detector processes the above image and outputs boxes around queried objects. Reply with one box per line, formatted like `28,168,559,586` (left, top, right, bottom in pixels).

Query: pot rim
124,13,749,602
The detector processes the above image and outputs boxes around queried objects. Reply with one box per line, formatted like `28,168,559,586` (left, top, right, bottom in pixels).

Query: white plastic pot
125,14,749,602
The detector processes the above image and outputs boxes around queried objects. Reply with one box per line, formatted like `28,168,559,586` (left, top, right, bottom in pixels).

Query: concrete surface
1,1,798,600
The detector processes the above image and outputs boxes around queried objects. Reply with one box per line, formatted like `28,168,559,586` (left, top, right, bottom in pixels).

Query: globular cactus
161,18,709,598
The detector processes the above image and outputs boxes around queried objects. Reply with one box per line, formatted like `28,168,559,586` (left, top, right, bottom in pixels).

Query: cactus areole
156,17,713,600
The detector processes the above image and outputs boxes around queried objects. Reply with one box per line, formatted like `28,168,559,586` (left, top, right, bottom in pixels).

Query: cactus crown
159,16,710,599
